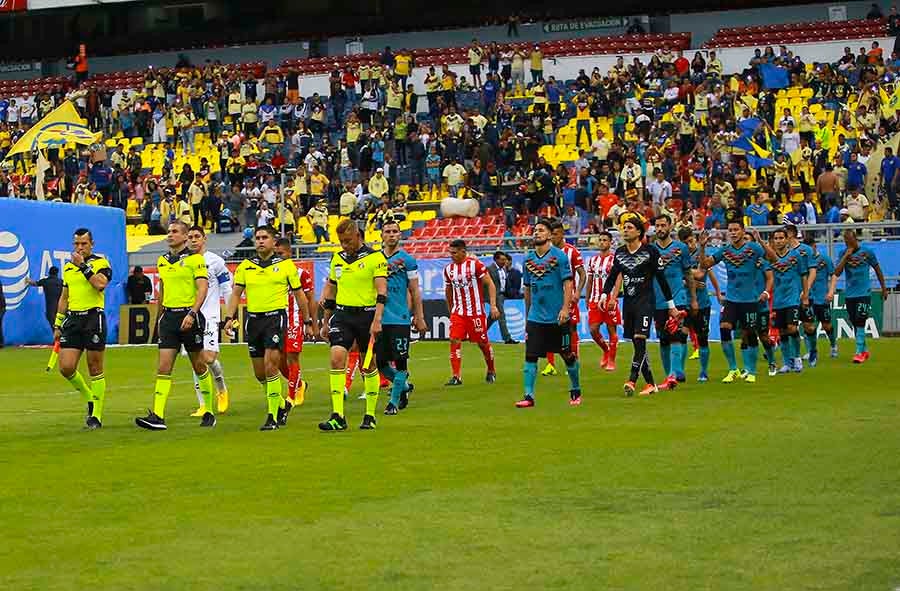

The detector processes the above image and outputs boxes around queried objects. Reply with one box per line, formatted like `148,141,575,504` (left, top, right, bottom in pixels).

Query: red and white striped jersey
444,258,487,317
586,251,615,304
286,266,314,328
562,243,585,274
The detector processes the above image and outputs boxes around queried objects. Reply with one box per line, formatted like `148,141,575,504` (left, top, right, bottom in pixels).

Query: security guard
56,228,111,430
319,218,388,431
135,220,214,431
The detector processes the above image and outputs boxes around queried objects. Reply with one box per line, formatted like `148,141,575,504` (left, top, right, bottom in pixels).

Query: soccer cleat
697,372,709,383
260,414,279,431
541,364,558,376
768,363,778,377
383,403,399,415
791,359,803,373
569,390,582,406
445,376,463,386
675,373,686,383
85,416,102,430
277,400,293,427
318,413,348,431
135,411,167,431
399,383,414,410
743,373,757,383
200,412,216,428
808,350,818,367
515,396,535,408
861,351,871,361
801,353,810,361
722,370,741,383
485,371,497,384
852,353,865,364
777,364,793,374
605,358,616,372
190,406,206,417
739,369,749,380
623,381,636,397
660,375,678,391
689,349,700,360
830,345,839,358
217,389,230,413
356,392,367,400
294,380,308,406
359,414,377,429
600,350,609,370
638,383,658,396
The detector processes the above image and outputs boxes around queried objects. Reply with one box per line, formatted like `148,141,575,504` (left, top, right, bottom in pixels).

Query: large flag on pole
3,101,101,160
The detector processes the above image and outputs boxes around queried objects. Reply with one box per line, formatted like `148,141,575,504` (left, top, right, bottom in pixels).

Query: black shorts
622,301,653,340
469,64,481,76
59,308,106,351
158,308,206,352
654,306,686,339
525,321,571,358
721,301,759,331
245,311,286,358
812,303,832,324
845,296,871,327
329,307,375,353
756,302,770,332
772,306,800,330
375,324,411,363
799,303,816,323
687,307,711,336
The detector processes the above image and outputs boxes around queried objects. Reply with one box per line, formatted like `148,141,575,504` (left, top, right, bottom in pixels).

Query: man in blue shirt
744,194,770,227
517,219,578,407
880,146,900,210
376,221,428,414
652,214,695,387
846,152,867,190
834,230,888,363
680,228,721,382
804,235,838,363
698,220,773,383
785,224,817,370
766,228,808,373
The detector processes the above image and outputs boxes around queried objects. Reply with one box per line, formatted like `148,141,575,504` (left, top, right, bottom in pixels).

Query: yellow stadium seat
131,137,143,146
799,88,813,99
786,88,800,98
420,210,436,221
399,220,412,231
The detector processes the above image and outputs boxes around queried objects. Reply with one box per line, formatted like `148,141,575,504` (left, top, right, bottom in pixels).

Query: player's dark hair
275,237,292,249
73,227,93,240
677,228,693,242
449,239,467,249
653,214,672,225
336,218,358,235
493,250,507,261
255,225,277,238
772,228,787,239
727,219,745,229
188,225,205,235
598,231,613,240
621,215,645,238
381,219,401,230
803,234,816,246
534,218,553,232
548,219,564,232
783,223,799,236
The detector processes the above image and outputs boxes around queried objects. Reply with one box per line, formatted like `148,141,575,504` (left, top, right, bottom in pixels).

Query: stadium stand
703,18,888,47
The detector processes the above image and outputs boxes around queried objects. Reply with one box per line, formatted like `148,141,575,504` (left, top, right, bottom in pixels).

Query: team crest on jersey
658,247,682,267
272,334,280,343
846,253,868,268
525,256,558,278
334,265,343,278
771,255,799,273
388,259,406,277
722,247,753,266
92,334,100,344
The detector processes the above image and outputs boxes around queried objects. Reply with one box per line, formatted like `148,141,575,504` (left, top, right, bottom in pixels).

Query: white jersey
586,251,615,304
200,251,233,321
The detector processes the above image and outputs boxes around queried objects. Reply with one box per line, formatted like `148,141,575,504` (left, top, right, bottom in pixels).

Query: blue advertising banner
0,200,127,345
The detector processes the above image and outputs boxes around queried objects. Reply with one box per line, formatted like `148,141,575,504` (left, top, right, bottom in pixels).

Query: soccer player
601,214,680,396
680,228,719,382
834,229,888,364
585,231,618,371
443,239,500,386
785,223,817,370
804,234,838,361
651,214,695,387
223,226,310,430
55,228,111,429
697,220,773,383
540,220,587,376
319,219,388,431
136,221,216,430
187,226,232,416
765,228,809,374
745,232,777,378
378,220,428,415
274,238,315,406
516,219,579,407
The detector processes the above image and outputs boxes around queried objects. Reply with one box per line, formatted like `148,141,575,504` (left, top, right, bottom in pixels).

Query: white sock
192,372,204,406
209,359,226,392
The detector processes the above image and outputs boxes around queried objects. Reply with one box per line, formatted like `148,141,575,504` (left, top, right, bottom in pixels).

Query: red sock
608,330,618,359
287,362,300,400
450,342,462,377
546,352,556,366
345,350,359,390
479,342,496,373
570,333,579,356
690,328,699,350
592,331,609,351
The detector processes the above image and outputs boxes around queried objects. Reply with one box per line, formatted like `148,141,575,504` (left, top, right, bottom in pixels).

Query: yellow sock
153,375,172,419
329,369,344,417
363,369,379,416
90,374,106,421
65,370,92,403
266,375,282,417
197,370,214,415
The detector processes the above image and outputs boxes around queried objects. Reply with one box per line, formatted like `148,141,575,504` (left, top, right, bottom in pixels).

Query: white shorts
203,316,220,352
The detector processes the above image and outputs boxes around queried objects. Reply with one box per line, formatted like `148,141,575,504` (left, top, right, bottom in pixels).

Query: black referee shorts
59,308,106,351
622,300,653,340
525,321,571,358
329,306,375,353
158,308,205,352
245,310,286,358
375,324,411,363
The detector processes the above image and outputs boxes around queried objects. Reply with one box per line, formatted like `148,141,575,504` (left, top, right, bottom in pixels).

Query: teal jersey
383,249,419,326
690,248,711,309
809,250,834,305
653,239,692,309
711,241,766,304
523,245,573,324
754,256,771,312
771,249,807,309
841,246,878,298
792,242,816,276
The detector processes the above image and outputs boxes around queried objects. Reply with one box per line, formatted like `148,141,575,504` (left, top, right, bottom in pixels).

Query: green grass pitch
1,339,899,590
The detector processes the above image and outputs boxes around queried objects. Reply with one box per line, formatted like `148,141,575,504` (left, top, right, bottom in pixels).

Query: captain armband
376,294,387,305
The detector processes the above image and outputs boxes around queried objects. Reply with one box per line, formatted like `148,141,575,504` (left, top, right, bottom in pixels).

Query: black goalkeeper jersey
603,243,672,310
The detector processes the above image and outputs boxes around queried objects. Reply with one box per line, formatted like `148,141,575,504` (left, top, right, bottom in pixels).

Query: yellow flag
880,87,894,119
749,139,770,159
4,101,101,158
790,147,804,166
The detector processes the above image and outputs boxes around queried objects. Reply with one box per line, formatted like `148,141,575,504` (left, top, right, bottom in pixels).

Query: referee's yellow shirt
233,256,302,313
157,250,208,308
63,255,111,311
329,246,388,307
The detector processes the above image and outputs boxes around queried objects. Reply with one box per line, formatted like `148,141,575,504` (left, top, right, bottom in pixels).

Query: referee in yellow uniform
135,221,215,430
55,228,111,430
319,219,388,431
224,226,310,431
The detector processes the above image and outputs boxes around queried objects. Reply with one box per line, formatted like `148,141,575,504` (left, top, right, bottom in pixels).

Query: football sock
855,327,867,354
523,361,537,398
763,341,776,365
380,364,396,383
265,375,282,417
789,334,801,360
153,374,173,419
689,328,699,350
345,350,359,391
660,344,671,375
671,343,684,376
591,332,608,351
804,331,818,356
286,362,300,400
389,370,408,406
330,369,345,416
65,370,92,403
827,325,837,347
197,370,214,414
780,338,792,365
450,342,462,377
479,343,496,372
699,346,710,375
89,373,106,421
209,358,226,392
565,358,581,391
546,352,556,367
363,368,379,416
192,372,204,406
721,329,737,371
746,346,759,375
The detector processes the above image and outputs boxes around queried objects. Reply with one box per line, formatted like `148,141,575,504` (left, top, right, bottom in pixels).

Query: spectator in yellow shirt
442,157,467,198
368,167,389,201
259,120,285,150
529,45,543,84
394,49,412,89
468,39,484,89
307,198,331,243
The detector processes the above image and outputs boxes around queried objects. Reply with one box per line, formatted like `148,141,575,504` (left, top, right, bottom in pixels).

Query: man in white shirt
844,187,870,222
781,122,801,156
442,157,468,198
591,130,610,163
647,169,673,210
187,226,233,416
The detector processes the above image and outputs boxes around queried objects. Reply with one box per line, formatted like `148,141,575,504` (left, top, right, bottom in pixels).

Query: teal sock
565,359,581,391
671,343,684,377
699,347,710,375
855,327,866,354
805,333,817,355
740,346,753,375
747,346,758,374
389,370,408,406
827,325,837,347
381,365,397,382
678,342,688,374
722,341,737,371
524,361,537,398
790,334,801,360
660,344,671,375
780,339,792,365
763,342,775,365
